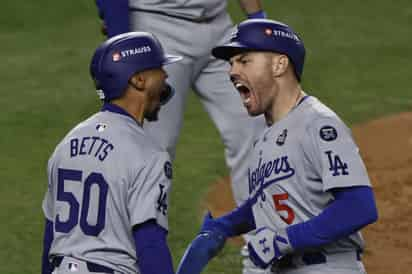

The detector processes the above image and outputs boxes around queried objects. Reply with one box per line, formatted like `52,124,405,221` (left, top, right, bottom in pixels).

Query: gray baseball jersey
42,109,172,273
129,0,227,21
248,96,371,254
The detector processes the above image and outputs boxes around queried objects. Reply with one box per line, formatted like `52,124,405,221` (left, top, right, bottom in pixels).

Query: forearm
133,220,174,274
96,0,129,37
287,186,378,250
214,198,256,237
176,201,255,274
238,0,265,18
238,0,263,14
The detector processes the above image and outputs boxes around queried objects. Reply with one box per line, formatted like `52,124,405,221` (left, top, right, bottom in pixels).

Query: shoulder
107,118,170,168
301,96,340,121
300,96,350,136
50,114,100,154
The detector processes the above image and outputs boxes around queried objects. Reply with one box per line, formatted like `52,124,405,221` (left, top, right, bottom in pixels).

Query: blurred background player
175,19,378,274
94,1,268,273
41,32,182,274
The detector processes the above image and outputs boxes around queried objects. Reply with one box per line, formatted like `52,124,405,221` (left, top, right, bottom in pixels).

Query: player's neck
266,83,304,126
111,95,145,126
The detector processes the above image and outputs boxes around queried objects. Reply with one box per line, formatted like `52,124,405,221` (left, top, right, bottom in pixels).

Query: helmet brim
212,42,256,61
164,54,183,65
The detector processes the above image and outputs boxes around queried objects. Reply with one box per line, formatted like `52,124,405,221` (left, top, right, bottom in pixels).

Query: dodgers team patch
157,184,168,215
319,125,337,141
164,161,173,179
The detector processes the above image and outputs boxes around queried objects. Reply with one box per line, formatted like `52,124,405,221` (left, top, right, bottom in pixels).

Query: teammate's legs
192,11,267,273
144,60,192,158
194,56,268,274
194,56,265,205
130,12,194,158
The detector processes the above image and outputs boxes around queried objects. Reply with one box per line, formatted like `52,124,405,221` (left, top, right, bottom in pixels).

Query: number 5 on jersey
272,193,295,224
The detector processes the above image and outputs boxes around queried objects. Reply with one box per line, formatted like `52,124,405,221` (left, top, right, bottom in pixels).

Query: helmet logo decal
112,52,121,62
112,46,152,62
271,30,300,42
121,46,152,58
264,28,273,36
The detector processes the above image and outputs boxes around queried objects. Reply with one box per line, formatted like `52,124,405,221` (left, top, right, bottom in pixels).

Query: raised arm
238,0,266,18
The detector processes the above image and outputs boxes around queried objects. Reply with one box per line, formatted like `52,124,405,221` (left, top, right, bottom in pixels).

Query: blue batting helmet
212,19,305,81
90,31,182,102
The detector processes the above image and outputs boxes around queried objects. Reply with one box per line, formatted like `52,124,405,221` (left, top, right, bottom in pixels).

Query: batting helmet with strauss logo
212,19,305,81
90,31,182,103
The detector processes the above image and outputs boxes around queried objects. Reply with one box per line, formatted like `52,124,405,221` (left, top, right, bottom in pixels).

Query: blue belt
52,256,114,273
276,250,362,268
129,8,216,23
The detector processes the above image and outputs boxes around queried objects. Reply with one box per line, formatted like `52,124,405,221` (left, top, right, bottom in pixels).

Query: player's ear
272,54,289,78
129,72,146,91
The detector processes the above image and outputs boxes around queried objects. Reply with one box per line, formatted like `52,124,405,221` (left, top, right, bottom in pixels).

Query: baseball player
41,32,182,274
94,1,268,273
175,19,379,274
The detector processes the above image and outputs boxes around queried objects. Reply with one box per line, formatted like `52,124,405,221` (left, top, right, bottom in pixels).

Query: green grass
0,0,411,273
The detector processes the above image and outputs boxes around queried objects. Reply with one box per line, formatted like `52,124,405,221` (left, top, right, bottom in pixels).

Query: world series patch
319,125,337,141
276,129,288,146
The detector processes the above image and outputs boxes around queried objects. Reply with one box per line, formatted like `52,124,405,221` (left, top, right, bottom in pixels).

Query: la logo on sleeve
325,150,349,176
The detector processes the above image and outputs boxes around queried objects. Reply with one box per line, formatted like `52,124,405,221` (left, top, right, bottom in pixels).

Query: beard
144,106,160,121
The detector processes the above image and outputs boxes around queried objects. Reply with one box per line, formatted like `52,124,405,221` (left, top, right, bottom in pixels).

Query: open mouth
159,84,173,105
234,82,252,105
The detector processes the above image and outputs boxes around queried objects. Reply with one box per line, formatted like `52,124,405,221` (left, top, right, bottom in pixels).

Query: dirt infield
204,112,412,274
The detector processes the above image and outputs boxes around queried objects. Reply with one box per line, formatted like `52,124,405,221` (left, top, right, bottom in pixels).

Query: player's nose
229,69,242,86
229,63,240,79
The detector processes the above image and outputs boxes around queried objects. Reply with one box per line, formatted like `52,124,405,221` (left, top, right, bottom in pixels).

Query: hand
247,227,293,269
176,212,227,274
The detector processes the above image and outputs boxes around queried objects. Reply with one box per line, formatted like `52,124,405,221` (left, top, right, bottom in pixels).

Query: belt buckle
301,252,326,265
271,254,294,270
274,252,326,268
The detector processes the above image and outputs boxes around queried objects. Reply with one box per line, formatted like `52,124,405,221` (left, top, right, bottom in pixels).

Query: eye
240,59,249,65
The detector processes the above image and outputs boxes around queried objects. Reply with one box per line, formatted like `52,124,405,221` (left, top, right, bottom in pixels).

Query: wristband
247,10,266,19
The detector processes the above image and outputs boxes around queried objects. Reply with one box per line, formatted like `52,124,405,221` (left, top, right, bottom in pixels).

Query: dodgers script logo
248,155,295,196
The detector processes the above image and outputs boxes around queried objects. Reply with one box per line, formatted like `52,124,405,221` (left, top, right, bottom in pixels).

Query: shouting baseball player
41,32,182,274
175,19,378,274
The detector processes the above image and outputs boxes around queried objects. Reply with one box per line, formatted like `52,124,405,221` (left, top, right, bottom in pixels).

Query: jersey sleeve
42,158,55,221
304,116,371,191
127,152,172,231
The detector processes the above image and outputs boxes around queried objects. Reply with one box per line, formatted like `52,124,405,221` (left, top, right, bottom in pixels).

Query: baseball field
1,0,411,273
